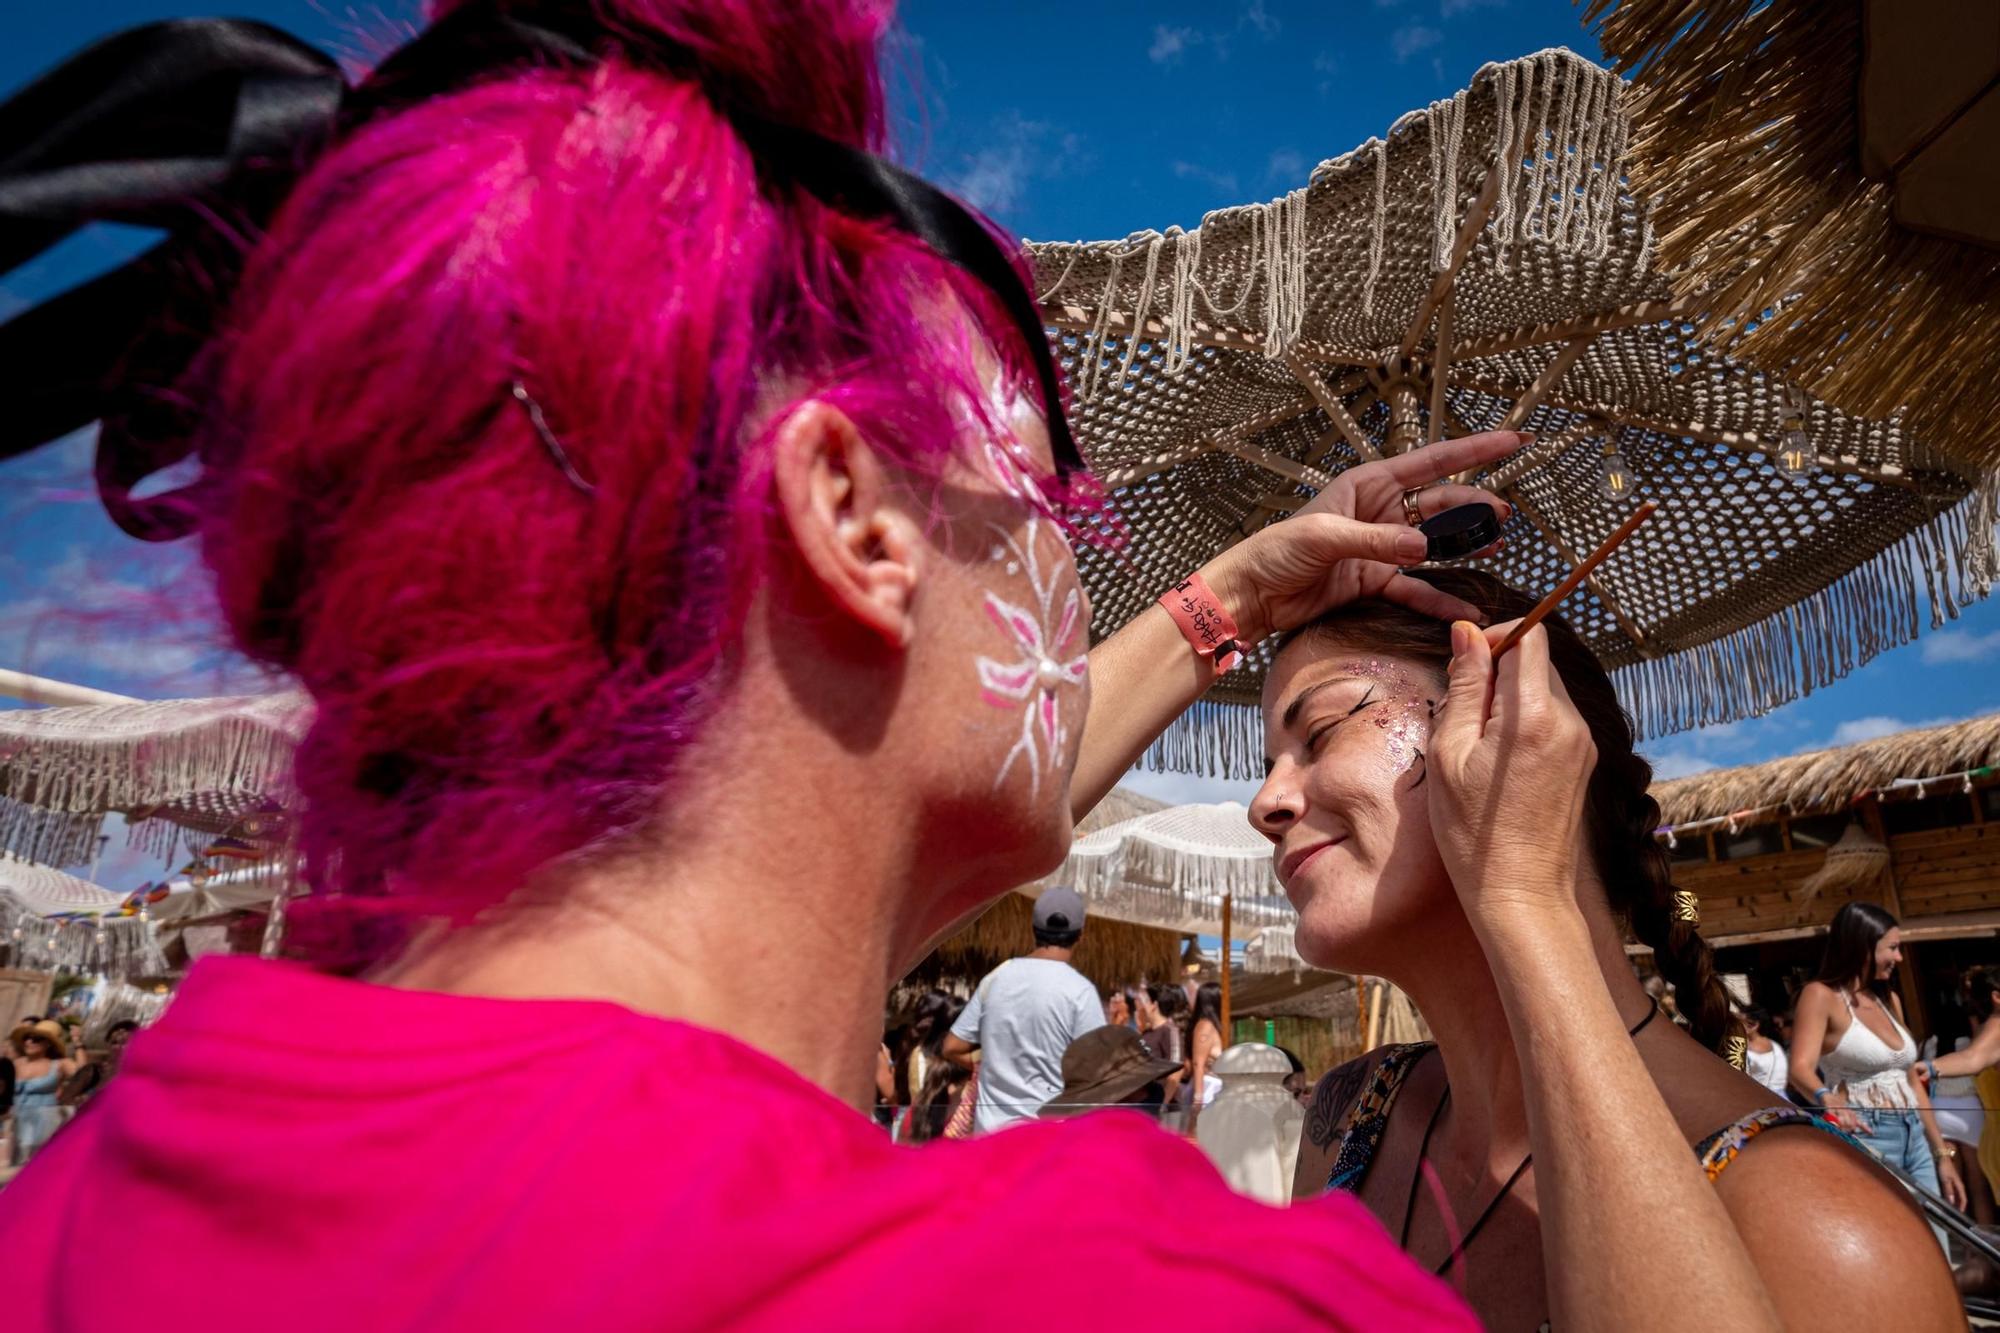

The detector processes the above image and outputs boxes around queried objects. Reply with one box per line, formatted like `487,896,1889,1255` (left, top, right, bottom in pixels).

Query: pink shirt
0,957,1472,1331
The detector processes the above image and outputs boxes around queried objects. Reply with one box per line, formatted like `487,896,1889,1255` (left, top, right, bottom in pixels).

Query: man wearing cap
941,887,1104,1133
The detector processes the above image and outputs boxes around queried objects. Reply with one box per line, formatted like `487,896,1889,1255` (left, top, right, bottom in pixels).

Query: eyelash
1306,688,1377,753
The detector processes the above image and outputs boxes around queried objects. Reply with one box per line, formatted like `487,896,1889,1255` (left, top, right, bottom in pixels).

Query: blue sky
6,1,1999,846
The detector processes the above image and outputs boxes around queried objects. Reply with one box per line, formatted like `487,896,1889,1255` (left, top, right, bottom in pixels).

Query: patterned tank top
1322,1042,1866,1195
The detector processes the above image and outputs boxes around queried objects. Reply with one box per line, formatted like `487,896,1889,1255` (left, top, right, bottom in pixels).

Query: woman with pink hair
0,3,1811,1330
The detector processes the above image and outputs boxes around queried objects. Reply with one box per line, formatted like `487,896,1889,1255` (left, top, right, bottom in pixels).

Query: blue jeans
1851,1106,1941,1194
1853,1107,1949,1250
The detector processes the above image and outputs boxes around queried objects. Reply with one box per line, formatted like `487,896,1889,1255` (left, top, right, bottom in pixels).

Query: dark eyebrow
1281,677,1352,731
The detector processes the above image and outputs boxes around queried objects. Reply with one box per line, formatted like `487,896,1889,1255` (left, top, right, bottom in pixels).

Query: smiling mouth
1279,838,1346,887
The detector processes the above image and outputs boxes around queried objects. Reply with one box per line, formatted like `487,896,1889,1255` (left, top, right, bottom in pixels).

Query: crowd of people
2,1018,137,1168
875,889,1273,1135
0,1,1982,1328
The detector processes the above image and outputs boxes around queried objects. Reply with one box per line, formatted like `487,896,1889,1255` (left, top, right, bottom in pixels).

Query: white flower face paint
976,516,1087,798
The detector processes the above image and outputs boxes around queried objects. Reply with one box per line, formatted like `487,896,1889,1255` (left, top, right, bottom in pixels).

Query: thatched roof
900,785,1183,994
907,890,1182,993
1651,711,2000,828
1074,785,1166,835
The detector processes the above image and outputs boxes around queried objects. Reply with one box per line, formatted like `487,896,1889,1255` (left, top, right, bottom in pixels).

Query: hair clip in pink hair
510,381,595,496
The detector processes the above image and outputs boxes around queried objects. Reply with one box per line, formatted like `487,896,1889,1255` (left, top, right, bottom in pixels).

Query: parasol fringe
1064,846,1292,933
0,797,104,868
1138,695,1266,782
1587,0,2000,471
1136,465,1997,774
1045,49,1627,378
0,889,167,978
1615,469,2000,740
0,703,301,818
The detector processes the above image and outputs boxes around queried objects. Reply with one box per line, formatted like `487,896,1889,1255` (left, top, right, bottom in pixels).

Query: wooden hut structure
1650,712,2000,1034
906,786,1187,996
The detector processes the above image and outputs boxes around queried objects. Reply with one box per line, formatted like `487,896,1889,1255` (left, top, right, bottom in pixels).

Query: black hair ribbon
0,1,1084,542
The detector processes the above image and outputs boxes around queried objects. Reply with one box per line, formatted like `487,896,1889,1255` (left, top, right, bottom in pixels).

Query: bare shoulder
1292,1048,1393,1200
1715,1126,1962,1328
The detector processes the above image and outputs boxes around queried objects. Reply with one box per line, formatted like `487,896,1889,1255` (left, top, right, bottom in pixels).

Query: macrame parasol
0,692,308,866
0,852,167,976
1062,801,1290,938
1587,0,2000,474
1243,924,1308,977
1032,47,1997,778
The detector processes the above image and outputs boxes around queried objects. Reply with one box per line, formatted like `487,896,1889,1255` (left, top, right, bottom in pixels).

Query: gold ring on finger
1401,487,1426,527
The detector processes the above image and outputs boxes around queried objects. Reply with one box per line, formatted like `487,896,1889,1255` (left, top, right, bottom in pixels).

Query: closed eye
1306,687,1377,753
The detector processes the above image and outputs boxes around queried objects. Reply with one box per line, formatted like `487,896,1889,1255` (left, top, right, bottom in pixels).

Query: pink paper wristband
1159,572,1247,673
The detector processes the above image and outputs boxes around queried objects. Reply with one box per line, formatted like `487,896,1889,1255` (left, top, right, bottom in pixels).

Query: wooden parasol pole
0,668,136,707
1219,893,1232,1038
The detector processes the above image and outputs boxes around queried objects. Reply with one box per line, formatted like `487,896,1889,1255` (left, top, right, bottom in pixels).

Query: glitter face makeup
1328,659,1433,783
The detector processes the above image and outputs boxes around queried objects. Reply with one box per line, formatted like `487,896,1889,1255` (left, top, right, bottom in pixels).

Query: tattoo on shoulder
1305,1055,1377,1149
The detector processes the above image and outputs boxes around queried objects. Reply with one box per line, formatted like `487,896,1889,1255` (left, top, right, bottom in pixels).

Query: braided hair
1281,567,1735,1052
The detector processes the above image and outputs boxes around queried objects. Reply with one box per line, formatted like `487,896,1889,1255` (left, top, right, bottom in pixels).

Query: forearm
1071,603,1219,823
1932,1050,1978,1079
1907,1074,1950,1154
1932,1038,1998,1079
1480,906,1782,1332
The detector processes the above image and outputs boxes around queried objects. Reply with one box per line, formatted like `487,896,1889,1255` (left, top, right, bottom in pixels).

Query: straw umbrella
1032,47,1994,777
1587,1,2000,478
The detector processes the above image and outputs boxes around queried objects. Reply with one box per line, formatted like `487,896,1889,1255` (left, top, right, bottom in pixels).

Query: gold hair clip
1671,889,1700,924
1724,1034,1747,1070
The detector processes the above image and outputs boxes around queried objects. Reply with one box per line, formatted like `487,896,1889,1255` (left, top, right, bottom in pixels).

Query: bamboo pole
0,669,137,707
1220,892,1233,1037
1365,980,1386,1050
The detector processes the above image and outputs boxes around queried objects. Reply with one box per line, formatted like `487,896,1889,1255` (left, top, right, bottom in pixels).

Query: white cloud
1118,766,1262,809
1921,628,2000,665
1441,0,1507,15
1313,51,1340,97
1647,751,1718,781
1266,148,1307,184
1149,25,1197,65
943,115,1087,217
1391,24,1444,63
1829,714,1964,746
1171,160,1240,197
0,542,262,700
1241,1,1280,37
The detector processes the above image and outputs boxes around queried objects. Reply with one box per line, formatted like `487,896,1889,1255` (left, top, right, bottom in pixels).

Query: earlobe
770,400,922,649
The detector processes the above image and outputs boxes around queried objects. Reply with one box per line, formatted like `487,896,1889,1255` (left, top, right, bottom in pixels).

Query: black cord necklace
1400,1000,1661,1277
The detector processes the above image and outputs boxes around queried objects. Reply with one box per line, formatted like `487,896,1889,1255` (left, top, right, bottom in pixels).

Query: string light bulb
1597,440,1634,501
1775,385,1812,479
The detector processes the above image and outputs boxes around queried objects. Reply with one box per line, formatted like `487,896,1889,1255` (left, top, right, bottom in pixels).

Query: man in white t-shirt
942,887,1105,1133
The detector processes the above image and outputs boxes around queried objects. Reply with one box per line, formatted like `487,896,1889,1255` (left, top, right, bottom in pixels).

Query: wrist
1192,546,1270,646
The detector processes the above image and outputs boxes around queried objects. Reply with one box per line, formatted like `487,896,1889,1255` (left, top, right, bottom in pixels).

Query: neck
1387,880,1653,1173
373,692,967,1112
1027,945,1074,964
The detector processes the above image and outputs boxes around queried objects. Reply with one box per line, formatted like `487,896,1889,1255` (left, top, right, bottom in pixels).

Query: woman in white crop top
1790,903,1967,1211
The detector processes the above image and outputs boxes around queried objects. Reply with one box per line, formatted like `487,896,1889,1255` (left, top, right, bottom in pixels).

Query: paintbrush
1493,500,1658,659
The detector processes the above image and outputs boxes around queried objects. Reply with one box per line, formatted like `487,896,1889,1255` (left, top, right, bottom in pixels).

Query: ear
770,400,922,648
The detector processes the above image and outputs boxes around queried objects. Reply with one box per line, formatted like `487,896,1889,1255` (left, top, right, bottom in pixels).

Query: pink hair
195,0,1056,931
